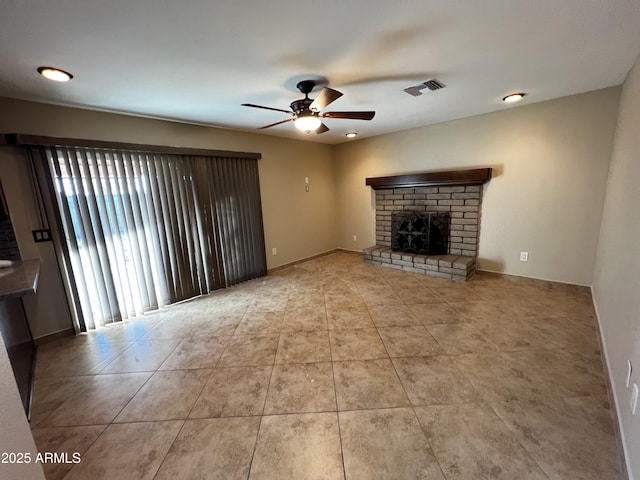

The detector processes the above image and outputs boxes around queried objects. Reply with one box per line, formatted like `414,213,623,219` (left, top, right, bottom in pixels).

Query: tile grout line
150,418,188,480
95,337,183,479
484,401,553,480
243,360,276,479
329,266,353,480
380,283,450,480
244,282,288,479
56,422,109,480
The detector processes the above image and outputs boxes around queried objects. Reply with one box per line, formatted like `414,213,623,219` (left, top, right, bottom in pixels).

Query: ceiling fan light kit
295,114,321,132
242,79,375,134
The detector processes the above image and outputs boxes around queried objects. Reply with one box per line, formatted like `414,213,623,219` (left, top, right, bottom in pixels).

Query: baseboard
335,247,362,254
476,268,591,294
591,290,631,480
266,250,590,297
34,327,75,345
267,248,343,273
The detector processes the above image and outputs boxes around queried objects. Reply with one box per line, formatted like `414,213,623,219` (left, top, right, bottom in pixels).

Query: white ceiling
1,0,640,144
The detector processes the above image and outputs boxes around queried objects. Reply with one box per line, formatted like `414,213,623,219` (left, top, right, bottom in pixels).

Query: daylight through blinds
36,145,266,330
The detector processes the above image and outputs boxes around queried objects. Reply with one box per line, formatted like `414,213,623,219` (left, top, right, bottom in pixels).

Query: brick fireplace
363,168,492,281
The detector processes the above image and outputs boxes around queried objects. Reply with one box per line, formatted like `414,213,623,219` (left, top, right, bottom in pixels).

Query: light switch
32,228,52,243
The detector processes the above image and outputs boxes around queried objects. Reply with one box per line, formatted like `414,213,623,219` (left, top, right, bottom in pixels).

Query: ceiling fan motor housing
292,80,317,116
290,98,315,117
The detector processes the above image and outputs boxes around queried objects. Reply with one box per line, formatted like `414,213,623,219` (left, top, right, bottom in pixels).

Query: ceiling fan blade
257,118,295,130
316,123,330,134
309,87,343,112
322,111,376,120
242,103,294,115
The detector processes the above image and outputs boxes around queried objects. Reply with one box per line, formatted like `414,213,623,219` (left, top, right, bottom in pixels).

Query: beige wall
334,88,620,285
0,146,73,338
0,97,337,337
592,55,640,479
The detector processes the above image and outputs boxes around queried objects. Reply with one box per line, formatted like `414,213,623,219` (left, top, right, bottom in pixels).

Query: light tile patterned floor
30,252,620,479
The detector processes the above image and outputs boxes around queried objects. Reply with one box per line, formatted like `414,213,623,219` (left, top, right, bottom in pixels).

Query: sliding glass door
32,146,266,331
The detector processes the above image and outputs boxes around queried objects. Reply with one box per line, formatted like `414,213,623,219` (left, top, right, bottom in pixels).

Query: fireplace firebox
391,211,449,256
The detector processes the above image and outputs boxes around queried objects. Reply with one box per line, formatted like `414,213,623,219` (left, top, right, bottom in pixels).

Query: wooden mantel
365,168,492,189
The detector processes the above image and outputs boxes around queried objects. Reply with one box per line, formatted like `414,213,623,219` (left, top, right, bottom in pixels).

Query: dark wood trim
366,168,492,189
2,133,262,160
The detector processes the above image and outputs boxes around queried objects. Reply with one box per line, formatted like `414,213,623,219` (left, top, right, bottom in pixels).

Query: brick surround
364,169,490,282
374,185,482,256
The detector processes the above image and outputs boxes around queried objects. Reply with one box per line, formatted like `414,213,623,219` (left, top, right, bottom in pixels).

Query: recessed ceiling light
345,132,358,138
37,66,73,82
502,93,526,104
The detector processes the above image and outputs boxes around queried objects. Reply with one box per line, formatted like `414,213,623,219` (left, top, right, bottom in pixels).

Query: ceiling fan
242,80,375,134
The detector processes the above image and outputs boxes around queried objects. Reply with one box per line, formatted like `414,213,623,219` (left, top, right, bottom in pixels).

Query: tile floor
29,252,621,479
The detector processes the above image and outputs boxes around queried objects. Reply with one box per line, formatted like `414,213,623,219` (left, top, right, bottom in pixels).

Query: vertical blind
32,145,266,331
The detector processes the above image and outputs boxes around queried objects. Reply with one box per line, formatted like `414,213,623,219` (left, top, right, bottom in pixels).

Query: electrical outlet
520,252,529,262
631,383,638,415
353,235,357,242
627,360,633,388
271,248,277,256
304,177,309,184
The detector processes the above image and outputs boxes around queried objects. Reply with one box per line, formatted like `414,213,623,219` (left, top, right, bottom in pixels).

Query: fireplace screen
391,211,449,255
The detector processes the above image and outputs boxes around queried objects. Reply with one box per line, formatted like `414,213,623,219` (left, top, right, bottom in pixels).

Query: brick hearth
363,247,475,281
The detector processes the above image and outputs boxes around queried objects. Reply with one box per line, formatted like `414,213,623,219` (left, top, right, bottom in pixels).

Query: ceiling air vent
424,78,445,91
403,78,446,96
